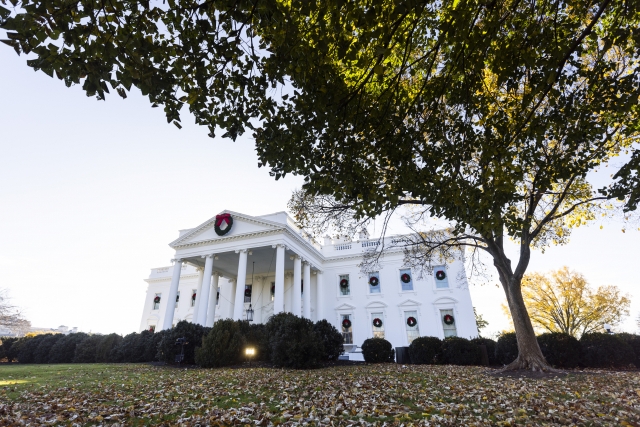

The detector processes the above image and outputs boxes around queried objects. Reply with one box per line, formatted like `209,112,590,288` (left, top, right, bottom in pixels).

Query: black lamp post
246,304,254,322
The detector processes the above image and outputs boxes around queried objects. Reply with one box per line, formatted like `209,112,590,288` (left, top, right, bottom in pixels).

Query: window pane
404,310,420,344
153,293,161,310
175,291,180,309
441,309,457,337
339,274,350,296
368,272,381,294
372,312,385,339
191,289,197,307
270,282,275,301
434,265,449,288
400,269,414,291
341,314,353,344
244,285,252,303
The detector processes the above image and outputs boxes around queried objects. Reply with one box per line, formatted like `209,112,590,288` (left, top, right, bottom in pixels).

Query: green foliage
195,319,246,368
157,320,209,365
361,338,395,364
266,313,324,369
48,333,89,363
408,336,442,365
536,332,581,369
73,335,102,363
95,334,122,363
244,323,270,362
17,335,46,363
313,319,344,361
440,337,479,366
33,334,62,364
0,337,19,362
495,332,519,366
580,333,635,368
471,338,497,366
110,331,155,363
615,333,640,368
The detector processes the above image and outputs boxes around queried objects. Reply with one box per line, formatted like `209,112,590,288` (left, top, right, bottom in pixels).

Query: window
152,293,161,310
175,291,180,309
216,290,220,305
148,325,156,332
404,310,420,344
434,265,449,288
244,285,252,303
371,312,385,339
400,269,414,291
301,280,304,294
341,314,353,344
441,309,457,337
191,289,197,307
339,274,350,296
270,282,275,301
368,272,381,294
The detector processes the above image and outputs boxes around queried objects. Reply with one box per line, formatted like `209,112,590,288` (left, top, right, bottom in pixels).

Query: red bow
215,213,232,227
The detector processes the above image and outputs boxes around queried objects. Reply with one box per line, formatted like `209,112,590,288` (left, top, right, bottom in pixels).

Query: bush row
403,332,640,368
0,314,344,369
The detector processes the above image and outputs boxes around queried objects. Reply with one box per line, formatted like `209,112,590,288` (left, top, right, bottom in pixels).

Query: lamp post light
245,346,256,367
246,304,254,322
604,323,613,334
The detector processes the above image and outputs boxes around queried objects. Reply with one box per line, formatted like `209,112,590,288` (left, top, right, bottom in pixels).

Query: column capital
255,275,267,282
285,271,294,278
289,254,300,260
212,270,221,277
272,243,286,249
235,249,249,254
228,278,237,284
302,260,310,265
201,253,214,259
171,258,182,263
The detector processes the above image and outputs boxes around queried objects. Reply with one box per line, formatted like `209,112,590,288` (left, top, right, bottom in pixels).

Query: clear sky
1,47,639,337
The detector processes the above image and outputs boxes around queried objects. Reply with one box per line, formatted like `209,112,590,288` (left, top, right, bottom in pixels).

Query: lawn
0,363,639,426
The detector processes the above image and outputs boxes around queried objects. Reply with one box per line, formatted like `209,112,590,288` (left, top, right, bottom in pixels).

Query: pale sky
1,47,639,337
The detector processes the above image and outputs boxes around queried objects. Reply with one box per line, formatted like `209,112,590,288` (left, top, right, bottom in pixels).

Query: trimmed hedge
157,320,209,365
409,336,442,364
48,333,89,363
616,333,640,368
313,320,345,361
471,338,497,366
441,337,479,365
361,338,395,363
537,332,581,369
267,313,324,369
495,332,518,366
195,319,246,368
580,333,635,368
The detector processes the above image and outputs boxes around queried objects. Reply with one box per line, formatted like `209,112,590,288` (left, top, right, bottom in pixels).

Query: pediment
335,303,356,310
365,301,388,309
433,297,458,305
170,210,285,248
397,298,422,307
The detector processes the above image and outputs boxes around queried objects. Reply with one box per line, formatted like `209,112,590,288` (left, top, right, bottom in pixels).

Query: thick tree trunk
488,238,555,371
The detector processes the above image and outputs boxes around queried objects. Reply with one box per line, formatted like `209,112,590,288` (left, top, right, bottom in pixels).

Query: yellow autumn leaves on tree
504,267,630,338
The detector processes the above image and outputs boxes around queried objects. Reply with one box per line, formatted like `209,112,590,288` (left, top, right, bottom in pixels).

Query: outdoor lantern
604,323,613,334
245,346,256,367
246,304,254,322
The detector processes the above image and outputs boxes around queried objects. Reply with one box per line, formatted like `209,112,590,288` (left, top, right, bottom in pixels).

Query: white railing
334,244,352,250
361,240,380,248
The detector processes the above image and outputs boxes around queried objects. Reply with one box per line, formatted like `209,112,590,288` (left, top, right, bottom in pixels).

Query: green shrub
615,333,640,367
361,338,395,363
471,337,497,366
313,320,344,361
6,337,26,362
195,319,246,368
0,337,19,362
33,334,62,363
74,335,102,363
143,330,166,362
580,333,635,368
440,337,479,365
409,336,442,364
157,320,209,365
495,332,518,365
48,333,89,363
267,313,324,369
536,332,581,368
244,323,270,362
95,334,123,363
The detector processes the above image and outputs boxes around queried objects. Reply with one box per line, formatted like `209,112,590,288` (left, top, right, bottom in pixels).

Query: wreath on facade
435,270,447,281
373,318,383,328
340,278,349,288
443,314,455,325
342,318,352,329
244,288,252,297
369,276,379,286
401,273,411,283
406,316,417,327
192,293,197,300
214,213,233,236
271,284,275,294
154,296,161,304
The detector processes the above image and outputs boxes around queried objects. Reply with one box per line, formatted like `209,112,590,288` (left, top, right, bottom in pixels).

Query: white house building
140,210,478,355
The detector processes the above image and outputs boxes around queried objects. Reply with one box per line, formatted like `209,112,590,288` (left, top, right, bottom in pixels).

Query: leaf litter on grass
0,364,639,426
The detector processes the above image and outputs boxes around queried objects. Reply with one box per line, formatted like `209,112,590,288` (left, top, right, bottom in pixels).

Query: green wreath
340,278,349,288
406,316,417,327
436,270,447,281
214,214,233,236
443,314,455,325
401,273,411,283
373,318,383,328
342,318,352,329
369,276,379,286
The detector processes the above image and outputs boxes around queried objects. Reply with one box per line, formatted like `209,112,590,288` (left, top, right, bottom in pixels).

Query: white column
192,267,204,323
206,273,219,327
284,272,294,312
303,262,311,319
196,254,214,325
273,244,285,314
229,279,237,319
233,249,249,321
161,259,182,331
316,271,324,321
292,256,302,316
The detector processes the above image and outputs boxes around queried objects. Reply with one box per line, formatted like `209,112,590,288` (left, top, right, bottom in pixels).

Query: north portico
141,210,479,353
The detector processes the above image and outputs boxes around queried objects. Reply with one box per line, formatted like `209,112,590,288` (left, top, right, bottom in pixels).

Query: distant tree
48,333,89,363
0,289,30,335
73,334,102,363
474,308,489,337
521,267,630,337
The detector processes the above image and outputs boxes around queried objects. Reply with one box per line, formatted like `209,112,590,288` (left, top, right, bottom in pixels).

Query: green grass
1,363,639,426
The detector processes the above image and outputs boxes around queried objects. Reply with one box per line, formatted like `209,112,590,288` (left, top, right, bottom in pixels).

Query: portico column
229,279,237,318
292,256,302,316
206,272,219,327
192,267,204,323
196,254,214,325
316,271,324,321
273,244,285,314
284,272,294,312
303,262,311,319
233,249,249,321
161,259,182,331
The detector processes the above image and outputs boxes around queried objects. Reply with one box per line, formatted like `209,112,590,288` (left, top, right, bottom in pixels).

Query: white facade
140,210,478,354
